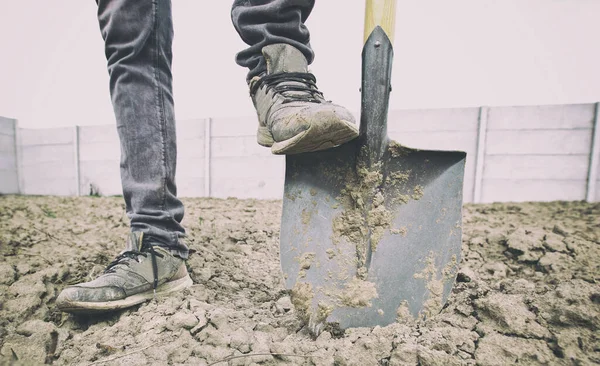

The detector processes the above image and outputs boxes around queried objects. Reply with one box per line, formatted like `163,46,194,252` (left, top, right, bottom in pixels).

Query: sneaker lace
104,242,164,292
251,72,324,104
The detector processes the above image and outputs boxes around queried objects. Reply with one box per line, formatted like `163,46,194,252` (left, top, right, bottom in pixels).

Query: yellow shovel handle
363,0,397,44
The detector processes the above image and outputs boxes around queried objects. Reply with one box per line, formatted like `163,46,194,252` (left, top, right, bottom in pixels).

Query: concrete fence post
12,119,22,194
204,118,212,197
586,102,600,202
74,126,81,196
473,106,489,203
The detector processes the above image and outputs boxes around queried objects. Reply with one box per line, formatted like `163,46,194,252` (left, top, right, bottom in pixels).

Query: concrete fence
1,103,599,203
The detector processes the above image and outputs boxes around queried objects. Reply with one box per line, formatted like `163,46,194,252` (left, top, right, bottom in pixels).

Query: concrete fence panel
78,125,120,196
0,117,18,194
481,103,596,203
19,127,77,195
176,119,206,197
210,116,284,199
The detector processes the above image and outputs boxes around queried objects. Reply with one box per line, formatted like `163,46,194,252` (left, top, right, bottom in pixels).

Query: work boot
56,233,192,314
250,44,359,155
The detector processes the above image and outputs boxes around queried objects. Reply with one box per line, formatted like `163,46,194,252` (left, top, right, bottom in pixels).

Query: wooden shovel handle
364,0,397,44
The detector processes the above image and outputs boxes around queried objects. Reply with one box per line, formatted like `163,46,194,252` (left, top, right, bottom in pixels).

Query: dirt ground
0,195,598,365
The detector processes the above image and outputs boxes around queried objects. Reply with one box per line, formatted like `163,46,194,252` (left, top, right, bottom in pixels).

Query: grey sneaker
56,232,192,314
250,43,359,155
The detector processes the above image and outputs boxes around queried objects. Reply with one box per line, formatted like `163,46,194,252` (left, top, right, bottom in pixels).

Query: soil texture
0,196,598,365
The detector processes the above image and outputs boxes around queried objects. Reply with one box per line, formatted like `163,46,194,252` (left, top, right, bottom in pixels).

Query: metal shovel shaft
359,27,394,271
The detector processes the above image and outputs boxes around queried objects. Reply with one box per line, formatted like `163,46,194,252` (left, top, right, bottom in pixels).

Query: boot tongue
124,232,144,253
261,44,319,101
262,44,308,74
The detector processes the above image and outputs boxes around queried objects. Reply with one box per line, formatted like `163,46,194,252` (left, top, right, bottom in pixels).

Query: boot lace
251,72,324,104
104,241,164,292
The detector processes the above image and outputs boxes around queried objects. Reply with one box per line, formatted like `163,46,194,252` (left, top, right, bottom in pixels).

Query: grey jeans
96,0,315,257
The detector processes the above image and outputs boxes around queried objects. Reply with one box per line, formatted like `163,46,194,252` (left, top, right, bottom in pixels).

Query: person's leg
99,0,187,256
56,0,192,314
231,0,359,155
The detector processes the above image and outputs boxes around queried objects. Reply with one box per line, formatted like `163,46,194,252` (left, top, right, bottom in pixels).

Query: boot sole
56,274,193,314
258,119,359,155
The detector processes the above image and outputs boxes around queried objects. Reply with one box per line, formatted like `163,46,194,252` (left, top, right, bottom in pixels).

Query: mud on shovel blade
280,27,466,331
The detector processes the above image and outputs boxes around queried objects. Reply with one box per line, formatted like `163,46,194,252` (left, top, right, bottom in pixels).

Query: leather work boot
250,44,359,155
56,233,192,314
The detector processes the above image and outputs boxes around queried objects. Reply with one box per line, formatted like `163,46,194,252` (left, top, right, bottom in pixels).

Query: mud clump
412,185,424,200
331,144,414,271
413,252,444,319
297,252,316,278
291,282,314,323
388,140,411,158
298,252,316,270
0,196,599,365
332,159,390,274
337,277,378,308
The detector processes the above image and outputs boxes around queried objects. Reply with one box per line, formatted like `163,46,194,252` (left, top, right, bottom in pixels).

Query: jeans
96,0,315,257
231,0,315,80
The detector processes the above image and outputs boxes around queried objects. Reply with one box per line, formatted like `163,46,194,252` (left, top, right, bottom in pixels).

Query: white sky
0,1,598,129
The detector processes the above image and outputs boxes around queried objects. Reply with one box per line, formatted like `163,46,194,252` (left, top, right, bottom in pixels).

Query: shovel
280,0,466,333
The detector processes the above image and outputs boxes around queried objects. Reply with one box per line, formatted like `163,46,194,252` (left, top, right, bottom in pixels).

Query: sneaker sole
56,274,193,314
259,119,359,155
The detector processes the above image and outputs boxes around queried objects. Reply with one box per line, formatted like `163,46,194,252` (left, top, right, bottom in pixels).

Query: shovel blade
280,139,466,329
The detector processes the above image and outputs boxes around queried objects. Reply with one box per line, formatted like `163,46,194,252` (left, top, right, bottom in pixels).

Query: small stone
275,296,293,314
456,267,476,282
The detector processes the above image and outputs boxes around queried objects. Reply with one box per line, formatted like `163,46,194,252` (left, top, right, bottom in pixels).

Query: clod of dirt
291,281,314,323
298,252,316,270
337,277,378,308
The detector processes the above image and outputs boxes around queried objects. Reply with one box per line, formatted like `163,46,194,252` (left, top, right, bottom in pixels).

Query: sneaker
250,43,359,155
56,232,192,314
